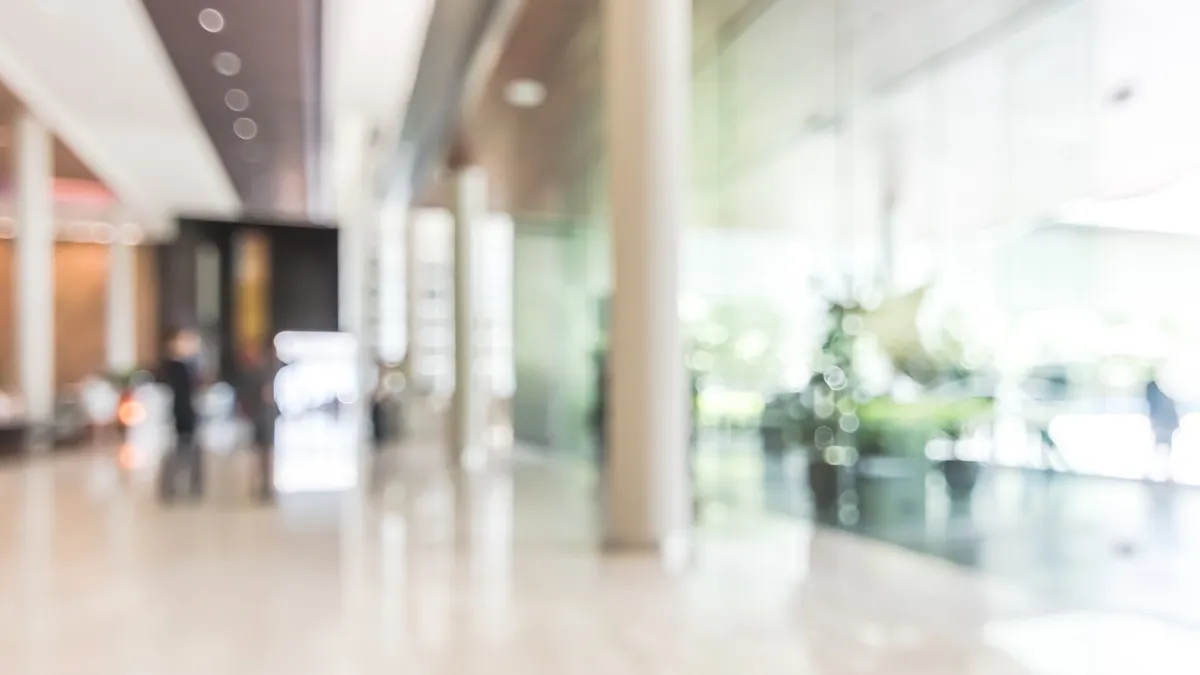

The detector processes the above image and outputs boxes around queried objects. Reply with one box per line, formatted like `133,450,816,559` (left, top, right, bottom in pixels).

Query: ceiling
447,0,1177,229
0,0,240,232
140,0,323,219
396,0,506,200
0,78,97,183
0,0,434,231
438,0,767,214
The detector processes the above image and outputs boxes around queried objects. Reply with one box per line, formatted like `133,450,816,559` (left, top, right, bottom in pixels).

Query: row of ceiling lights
0,217,144,245
199,8,260,154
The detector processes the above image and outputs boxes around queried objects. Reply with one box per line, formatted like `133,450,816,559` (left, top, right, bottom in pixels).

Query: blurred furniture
0,422,26,456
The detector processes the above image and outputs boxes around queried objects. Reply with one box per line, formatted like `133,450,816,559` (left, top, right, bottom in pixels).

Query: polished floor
687,431,1200,629
1,430,1197,673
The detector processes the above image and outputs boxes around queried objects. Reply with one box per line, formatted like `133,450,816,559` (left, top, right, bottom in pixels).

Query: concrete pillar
338,211,365,341
451,167,487,466
403,206,421,390
335,117,378,454
336,118,370,342
378,196,408,364
15,111,55,430
106,241,137,373
603,0,691,551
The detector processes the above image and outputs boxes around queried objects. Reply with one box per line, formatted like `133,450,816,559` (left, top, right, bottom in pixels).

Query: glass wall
508,0,1200,493
512,217,607,454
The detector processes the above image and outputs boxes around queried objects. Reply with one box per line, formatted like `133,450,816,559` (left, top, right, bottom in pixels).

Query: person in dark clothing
237,345,277,501
589,351,609,474
370,358,390,451
1146,376,1180,479
588,351,701,472
159,328,203,502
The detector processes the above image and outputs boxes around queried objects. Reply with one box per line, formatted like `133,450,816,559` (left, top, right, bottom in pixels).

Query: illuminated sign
272,331,359,417
270,331,360,493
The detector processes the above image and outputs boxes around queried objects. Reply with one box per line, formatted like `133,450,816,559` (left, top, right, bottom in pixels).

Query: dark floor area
752,454,1200,627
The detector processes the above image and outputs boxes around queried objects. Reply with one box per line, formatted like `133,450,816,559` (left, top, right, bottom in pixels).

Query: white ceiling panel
0,0,240,232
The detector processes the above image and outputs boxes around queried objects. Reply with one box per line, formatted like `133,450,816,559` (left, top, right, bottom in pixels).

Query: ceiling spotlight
63,221,90,242
233,117,258,140
213,51,241,76
118,222,143,246
225,88,250,112
91,222,115,245
198,8,225,33
503,79,547,108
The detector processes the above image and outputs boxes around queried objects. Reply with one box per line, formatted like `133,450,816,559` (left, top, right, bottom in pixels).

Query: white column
335,117,377,453
106,241,137,373
336,118,370,340
339,208,367,339
403,207,422,389
603,0,691,551
451,167,487,466
15,111,55,429
378,196,408,364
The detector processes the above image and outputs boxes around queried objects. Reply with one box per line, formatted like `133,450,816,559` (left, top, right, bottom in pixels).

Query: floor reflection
1,415,1197,673
749,447,1200,627
985,611,1200,675
273,412,360,492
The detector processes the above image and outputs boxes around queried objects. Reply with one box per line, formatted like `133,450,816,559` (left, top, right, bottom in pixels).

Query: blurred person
1146,375,1180,480
589,350,608,476
159,328,203,502
238,345,277,502
591,350,702,519
588,352,699,473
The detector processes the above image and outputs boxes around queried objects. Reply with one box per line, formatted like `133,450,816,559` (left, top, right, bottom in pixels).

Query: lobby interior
4,0,1200,673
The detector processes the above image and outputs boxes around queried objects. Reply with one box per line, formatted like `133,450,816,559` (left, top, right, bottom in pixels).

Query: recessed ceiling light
225,88,250,112
118,222,143,246
504,79,546,108
91,222,115,245
233,117,258,140
62,221,90,242
213,51,241,76
198,8,225,33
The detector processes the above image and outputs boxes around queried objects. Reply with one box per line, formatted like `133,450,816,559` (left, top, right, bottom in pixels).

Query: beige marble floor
0,436,1193,674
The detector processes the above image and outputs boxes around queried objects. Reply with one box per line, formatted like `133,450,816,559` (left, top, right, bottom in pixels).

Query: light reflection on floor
272,412,360,492
9,412,1200,672
985,612,1200,675
121,411,361,494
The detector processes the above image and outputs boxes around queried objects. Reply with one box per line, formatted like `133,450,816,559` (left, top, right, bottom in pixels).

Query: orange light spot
118,400,145,426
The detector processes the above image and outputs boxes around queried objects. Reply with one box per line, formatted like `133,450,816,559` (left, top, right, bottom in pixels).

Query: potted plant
803,300,864,515
933,397,993,500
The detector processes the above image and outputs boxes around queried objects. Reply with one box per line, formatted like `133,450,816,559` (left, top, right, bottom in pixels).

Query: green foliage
858,396,994,456
104,369,137,390
770,291,995,461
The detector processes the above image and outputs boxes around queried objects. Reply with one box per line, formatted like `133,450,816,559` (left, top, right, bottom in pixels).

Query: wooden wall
53,243,108,385
0,241,159,391
0,242,11,390
135,245,159,369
